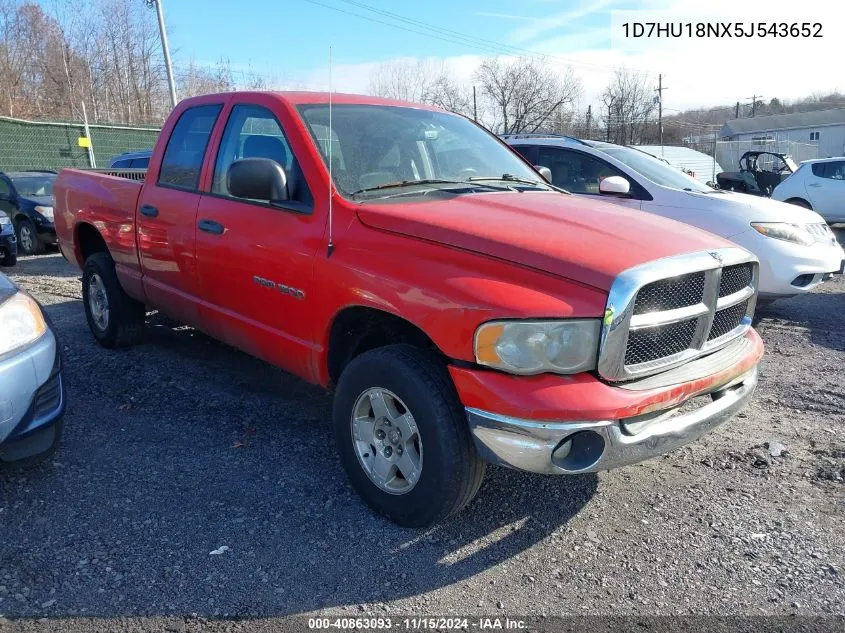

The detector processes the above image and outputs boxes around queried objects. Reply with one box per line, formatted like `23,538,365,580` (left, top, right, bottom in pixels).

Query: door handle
198,219,225,235
808,183,822,188
139,204,159,217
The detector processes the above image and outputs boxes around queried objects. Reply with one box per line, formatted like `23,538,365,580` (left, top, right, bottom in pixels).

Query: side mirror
599,176,631,196
535,165,552,183
227,158,289,203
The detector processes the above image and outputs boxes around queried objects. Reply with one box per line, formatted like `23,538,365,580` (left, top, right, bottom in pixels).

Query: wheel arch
325,305,446,386
784,197,813,210
74,221,111,266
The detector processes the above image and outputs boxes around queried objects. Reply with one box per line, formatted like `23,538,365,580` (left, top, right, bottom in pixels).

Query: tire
786,198,812,210
16,217,44,255
333,344,485,527
0,250,16,267
82,252,145,348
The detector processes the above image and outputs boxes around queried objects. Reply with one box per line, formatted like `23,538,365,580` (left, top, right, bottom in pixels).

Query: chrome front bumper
466,368,757,475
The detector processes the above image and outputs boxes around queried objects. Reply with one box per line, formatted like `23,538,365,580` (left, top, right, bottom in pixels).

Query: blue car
0,272,65,466
0,211,16,267
0,170,57,256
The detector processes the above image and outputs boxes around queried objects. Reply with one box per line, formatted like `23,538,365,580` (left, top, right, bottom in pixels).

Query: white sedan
506,136,845,304
772,157,845,223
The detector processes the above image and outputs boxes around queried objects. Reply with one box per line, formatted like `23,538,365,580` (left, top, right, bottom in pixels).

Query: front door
194,101,322,375
536,146,642,212
137,102,224,326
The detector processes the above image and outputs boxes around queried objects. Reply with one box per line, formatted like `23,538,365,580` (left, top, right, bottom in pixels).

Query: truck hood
356,191,735,291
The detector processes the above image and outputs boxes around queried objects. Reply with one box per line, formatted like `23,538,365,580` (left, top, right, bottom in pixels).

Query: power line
299,0,652,75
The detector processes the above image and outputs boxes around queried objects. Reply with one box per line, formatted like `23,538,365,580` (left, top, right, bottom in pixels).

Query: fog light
551,430,606,472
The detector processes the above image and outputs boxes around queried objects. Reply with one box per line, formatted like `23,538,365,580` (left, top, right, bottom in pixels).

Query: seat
242,135,289,167
550,162,570,190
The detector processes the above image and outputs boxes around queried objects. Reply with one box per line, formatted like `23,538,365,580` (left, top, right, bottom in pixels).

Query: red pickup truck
55,92,763,526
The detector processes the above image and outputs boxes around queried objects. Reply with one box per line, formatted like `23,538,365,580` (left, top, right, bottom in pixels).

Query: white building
720,108,845,159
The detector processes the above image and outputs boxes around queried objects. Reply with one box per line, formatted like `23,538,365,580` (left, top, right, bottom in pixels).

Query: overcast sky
163,0,844,115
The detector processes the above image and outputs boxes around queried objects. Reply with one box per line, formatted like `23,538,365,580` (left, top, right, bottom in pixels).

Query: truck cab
55,92,763,527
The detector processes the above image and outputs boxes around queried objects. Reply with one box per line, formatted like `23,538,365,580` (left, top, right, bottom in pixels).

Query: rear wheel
333,344,485,527
16,218,44,255
0,249,16,267
82,252,145,348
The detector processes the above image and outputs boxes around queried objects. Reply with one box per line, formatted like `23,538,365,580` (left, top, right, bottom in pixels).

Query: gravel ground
0,249,843,631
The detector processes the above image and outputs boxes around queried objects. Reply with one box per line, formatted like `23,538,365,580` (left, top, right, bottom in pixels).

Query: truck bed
54,168,145,272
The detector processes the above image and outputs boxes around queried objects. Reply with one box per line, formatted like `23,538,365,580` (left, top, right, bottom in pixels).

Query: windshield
11,174,55,197
297,104,548,199
599,146,712,193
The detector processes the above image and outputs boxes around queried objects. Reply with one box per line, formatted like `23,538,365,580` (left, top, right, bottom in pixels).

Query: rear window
812,160,845,179
158,104,222,191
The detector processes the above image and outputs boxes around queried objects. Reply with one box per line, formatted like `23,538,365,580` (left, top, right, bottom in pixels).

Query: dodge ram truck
55,92,764,527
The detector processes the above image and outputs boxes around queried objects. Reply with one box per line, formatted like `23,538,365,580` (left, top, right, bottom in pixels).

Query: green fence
0,116,161,172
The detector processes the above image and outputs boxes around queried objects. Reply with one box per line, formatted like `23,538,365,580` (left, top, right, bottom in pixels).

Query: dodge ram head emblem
709,251,723,264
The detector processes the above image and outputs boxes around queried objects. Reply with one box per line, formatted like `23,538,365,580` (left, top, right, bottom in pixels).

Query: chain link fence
0,116,160,172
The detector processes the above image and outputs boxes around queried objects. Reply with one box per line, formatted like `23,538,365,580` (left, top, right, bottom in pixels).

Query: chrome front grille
718,263,753,298
625,318,698,365
633,271,705,312
599,248,759,383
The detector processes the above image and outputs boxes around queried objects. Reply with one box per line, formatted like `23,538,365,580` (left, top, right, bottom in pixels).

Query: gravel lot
1,248,843,630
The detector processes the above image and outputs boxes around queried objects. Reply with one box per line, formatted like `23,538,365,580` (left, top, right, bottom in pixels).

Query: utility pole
606,98,613,142
472,86,477,122
735,101,740,118
746,95,763,117
585,105,592,139
147,0,177,109
655,73,667,149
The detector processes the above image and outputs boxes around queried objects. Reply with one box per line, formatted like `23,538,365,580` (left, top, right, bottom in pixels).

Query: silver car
0,272,65,465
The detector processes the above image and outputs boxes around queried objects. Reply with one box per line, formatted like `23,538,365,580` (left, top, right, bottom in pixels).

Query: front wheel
82,252,146,348
333,344,485,527
16,218,44,255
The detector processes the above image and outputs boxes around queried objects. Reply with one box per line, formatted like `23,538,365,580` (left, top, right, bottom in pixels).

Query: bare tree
474,56,581,134
601,68,656,145
177,59,236,99
368,58,470,115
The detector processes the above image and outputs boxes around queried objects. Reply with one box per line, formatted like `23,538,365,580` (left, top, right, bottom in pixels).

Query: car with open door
716,151,796,196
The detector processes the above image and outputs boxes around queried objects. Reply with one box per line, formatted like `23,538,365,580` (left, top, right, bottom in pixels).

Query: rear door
806,160,845,220
137,102,224,326
194,99,321,375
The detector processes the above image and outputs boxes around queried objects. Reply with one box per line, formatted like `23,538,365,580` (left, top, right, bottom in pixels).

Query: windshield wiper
469,174,565,193
350,179,507,197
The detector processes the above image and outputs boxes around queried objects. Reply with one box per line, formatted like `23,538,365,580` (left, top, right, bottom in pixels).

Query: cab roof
182,90,443,111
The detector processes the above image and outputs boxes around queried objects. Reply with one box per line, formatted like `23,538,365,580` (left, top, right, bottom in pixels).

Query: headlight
751,222,815,247
474,319,600,375
0,292,47,356
35,205,54,220
0,214,9,227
